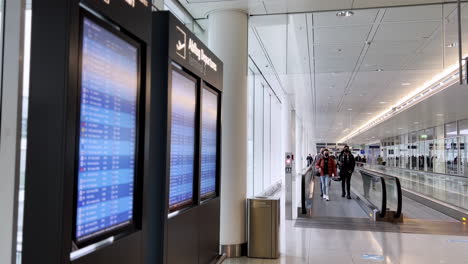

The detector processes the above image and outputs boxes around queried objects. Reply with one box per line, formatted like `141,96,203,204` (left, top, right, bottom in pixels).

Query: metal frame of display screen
72,8,143,248
199,83,221,201
167,65,199,213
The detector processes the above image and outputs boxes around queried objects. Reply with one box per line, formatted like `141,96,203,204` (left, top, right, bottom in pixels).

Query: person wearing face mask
338,145,356,199
314,148,325,197
315,149,337,201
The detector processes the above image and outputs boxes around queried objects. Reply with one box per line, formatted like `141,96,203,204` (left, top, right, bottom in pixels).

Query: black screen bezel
72,8,143,248
167,66,199,213
199,84,221,201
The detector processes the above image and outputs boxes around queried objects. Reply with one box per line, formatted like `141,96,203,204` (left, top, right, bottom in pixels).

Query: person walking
314,148,325,197
315,149,337,201
338,145,356,199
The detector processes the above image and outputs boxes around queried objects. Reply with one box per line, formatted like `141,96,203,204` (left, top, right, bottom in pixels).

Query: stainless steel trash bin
247,196,280,259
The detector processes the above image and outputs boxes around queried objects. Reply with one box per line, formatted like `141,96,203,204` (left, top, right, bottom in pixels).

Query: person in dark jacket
315,149,337,201
338,145,356,199
306,154,313,167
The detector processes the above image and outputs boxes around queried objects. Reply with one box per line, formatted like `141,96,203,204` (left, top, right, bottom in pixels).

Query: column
0,0,25,263
208,10,248,256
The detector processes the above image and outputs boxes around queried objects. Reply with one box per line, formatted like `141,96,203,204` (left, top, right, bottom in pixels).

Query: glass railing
380,135,468,177
352,169,387,218
300,165,314,214
360,163,468,211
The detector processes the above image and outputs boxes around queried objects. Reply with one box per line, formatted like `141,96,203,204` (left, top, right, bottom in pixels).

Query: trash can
247,196,280,259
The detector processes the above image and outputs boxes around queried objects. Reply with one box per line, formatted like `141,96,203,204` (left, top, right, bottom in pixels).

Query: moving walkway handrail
357,166,403,219
300,165,313,215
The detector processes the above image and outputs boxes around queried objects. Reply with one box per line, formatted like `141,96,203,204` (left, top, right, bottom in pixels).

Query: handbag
332,176,342,181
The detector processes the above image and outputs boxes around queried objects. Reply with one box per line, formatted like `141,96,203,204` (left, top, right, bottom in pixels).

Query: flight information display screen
75,16,139,243
168,70,196,210
200,88,218,198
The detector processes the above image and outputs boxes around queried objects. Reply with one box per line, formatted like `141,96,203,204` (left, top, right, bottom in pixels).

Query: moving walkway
298,164,468,236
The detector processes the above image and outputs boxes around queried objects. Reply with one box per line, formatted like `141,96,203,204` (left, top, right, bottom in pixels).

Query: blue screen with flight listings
75,17,139,242
200,88,218,198
168,70,196,210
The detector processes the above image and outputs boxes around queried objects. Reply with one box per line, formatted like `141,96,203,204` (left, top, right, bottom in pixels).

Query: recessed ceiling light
379,101,386,104
414,122,419,124
367,113,372,115
436,114,444,117
398,128,403,130
401,82,411,86
376,68,384,72
348,108,353,111
336,10,354,17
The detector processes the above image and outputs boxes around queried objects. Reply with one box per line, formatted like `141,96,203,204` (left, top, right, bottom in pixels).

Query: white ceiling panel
381,5,443,22
263,0,354,14
350,83,468,143
353,0,443,9
312,9,379,27
314,25,372,44
314,43,364,59
373,21,440,42
315,57,359,73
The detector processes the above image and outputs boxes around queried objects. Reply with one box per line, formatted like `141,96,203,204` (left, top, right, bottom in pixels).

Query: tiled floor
224,219,468,264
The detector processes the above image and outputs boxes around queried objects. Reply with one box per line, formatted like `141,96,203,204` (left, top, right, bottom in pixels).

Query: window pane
459,119,468,136
253,76,264,195
445,122,457,137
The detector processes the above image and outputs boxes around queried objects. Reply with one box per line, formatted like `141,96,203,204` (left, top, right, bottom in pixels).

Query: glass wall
382,119,468,177
17,3,32,263
247,68,284,197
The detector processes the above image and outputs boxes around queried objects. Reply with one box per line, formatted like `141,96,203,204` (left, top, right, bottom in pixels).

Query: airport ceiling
179,0,461,18
179,0,468,144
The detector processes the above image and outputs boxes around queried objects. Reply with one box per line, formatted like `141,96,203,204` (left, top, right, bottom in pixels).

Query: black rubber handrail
300,166,313,215
379,177,387,218
394,177,403,218
301,174,306,214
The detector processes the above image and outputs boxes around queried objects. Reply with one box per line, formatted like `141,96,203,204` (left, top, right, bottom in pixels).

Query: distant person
356,155,362,162
307,154,313,167
377,155,383,165
316,149,337,201
338,145,356,199
362,156,367,163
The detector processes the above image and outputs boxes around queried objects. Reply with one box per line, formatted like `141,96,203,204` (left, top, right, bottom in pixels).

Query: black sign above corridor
168,17,223,89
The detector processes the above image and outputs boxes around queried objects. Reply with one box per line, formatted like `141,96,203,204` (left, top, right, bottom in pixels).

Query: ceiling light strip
338,59,466,143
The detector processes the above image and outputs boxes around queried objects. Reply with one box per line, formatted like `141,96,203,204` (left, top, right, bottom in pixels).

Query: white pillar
0,0,25,263
208,10,248,254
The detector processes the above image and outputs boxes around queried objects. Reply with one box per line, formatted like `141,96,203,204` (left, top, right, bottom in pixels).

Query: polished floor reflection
224,219,468,264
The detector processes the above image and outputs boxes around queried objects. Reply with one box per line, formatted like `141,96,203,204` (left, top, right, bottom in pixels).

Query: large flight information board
75,17,139,243
169,70,196,210
200,88,218,198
